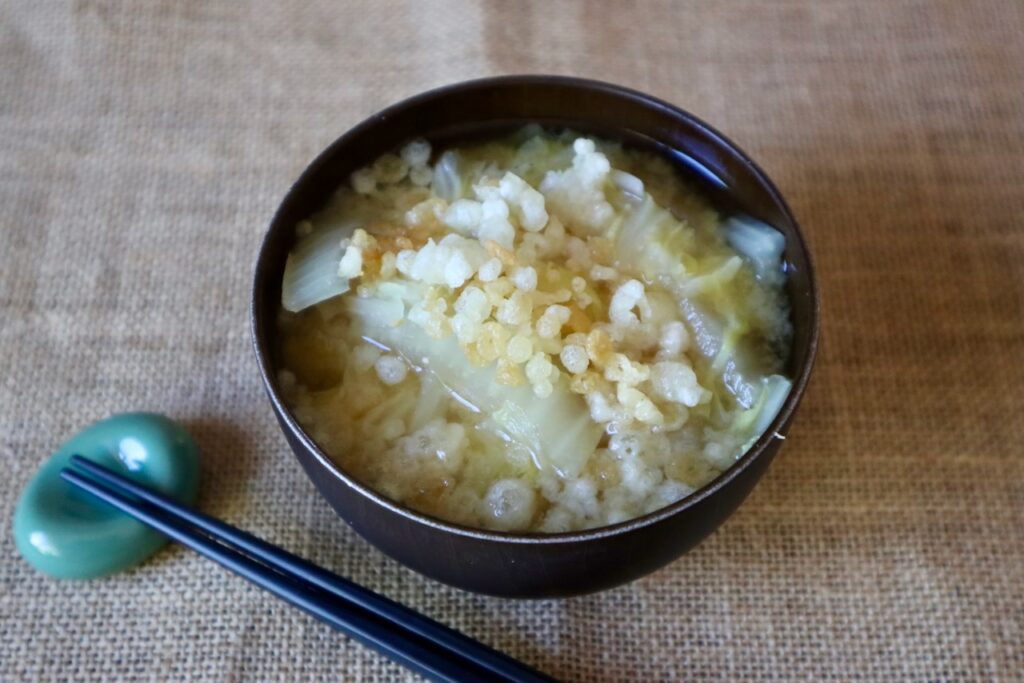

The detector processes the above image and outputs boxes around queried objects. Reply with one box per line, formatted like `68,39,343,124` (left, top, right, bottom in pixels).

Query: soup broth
277,129,792,532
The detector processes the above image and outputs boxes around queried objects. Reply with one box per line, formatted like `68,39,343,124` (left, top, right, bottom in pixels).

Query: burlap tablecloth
3,1,1022,680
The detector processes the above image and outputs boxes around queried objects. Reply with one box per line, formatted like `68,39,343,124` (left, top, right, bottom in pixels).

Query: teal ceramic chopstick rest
13,413,200,579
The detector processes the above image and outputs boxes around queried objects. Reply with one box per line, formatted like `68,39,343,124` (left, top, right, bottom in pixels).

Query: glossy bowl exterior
252,76,819,598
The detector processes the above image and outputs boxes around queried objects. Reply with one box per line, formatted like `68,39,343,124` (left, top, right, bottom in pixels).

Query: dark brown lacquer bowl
252,76,819,598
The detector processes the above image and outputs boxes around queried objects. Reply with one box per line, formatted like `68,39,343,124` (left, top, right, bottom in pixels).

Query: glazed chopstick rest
13,413,200,579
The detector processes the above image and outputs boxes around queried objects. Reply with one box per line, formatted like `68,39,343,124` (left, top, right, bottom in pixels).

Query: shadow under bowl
252,75,819,598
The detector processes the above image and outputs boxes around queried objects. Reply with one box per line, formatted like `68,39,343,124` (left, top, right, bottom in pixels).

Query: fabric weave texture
2,1,1022,680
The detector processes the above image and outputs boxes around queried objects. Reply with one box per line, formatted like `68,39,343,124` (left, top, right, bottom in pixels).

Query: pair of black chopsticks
61,456,554,683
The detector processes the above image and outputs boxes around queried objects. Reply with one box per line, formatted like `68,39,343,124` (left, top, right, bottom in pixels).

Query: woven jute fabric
2,1,1022,680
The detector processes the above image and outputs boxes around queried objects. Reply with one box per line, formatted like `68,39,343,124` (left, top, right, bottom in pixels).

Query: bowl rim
252,74,820,545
